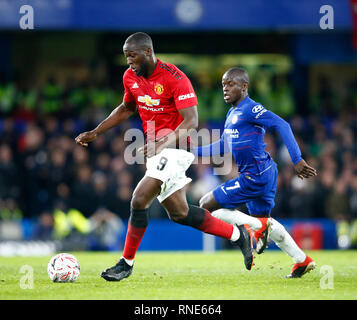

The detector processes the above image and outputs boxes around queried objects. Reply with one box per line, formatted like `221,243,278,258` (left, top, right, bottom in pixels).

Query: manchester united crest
154,83,164,95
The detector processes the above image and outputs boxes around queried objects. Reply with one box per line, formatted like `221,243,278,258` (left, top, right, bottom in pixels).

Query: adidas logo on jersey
132,82,139,89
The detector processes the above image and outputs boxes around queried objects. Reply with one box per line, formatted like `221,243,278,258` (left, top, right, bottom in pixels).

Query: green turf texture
0,250,356,300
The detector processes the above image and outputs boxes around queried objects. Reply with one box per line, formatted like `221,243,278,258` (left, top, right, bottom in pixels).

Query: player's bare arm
294,159,317,179
75,100,136,147
139,106,198,157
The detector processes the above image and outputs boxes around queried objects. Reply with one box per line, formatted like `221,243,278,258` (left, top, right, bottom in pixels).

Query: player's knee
199,201,210,211
131,192,148,210
199,195,208,209
199,193,216,211
168,206,189,224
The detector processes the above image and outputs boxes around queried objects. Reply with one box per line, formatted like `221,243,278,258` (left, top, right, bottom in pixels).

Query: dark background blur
0,0,356,254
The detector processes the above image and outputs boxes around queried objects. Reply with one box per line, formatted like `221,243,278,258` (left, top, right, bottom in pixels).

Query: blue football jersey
194,96,302,176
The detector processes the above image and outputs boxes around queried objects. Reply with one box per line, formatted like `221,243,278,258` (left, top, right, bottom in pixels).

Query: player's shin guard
269,218,306,263
122,208,149,260
177,205,234,240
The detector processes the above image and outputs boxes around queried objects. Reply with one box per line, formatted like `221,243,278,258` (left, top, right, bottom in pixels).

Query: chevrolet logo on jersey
138,95,160,107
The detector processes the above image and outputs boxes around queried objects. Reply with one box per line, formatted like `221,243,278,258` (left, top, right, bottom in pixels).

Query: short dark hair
125,32,153,50
225,67,249,84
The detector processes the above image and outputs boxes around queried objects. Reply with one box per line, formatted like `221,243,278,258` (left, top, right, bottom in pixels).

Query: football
47,253,80,282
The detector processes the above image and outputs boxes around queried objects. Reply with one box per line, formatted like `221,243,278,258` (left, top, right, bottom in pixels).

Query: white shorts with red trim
145,148,195,202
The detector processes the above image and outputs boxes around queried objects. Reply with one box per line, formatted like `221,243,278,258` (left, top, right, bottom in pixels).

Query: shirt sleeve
193,134,228,157
170,73,198,110
246,104,302,165
123,71,135,103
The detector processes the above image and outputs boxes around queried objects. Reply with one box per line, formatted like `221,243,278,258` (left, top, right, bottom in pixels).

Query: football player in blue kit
194,67,317,278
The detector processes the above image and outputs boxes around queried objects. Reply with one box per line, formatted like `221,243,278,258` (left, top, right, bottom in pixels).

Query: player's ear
242,82,249,92
144,47,152,57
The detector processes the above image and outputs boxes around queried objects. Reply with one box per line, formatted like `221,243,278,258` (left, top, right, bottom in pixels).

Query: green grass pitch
0,250,356,300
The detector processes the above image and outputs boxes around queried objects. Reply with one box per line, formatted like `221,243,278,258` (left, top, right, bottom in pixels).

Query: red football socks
198,208,234,239
122,223,147,260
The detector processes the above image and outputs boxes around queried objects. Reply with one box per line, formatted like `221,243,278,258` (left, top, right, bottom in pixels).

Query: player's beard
137,61,150,77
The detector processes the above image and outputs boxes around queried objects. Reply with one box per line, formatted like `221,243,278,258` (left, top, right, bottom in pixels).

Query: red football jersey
123,59,198,141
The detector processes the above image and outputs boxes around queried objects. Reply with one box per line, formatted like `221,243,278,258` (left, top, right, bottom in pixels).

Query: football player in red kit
75,32,270,281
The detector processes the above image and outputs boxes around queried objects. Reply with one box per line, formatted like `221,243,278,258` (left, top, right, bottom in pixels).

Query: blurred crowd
0,72,357,249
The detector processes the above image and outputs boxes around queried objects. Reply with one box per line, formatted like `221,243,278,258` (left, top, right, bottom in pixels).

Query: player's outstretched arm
250,109,303,165
249,108,317,180
294,159,317,179
75,100,136,147
192,135,227,158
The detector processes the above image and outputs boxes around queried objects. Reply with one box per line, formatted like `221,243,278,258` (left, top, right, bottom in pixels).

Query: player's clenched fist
75,130,98,147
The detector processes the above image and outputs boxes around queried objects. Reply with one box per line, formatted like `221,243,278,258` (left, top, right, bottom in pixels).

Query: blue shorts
212,163,278,216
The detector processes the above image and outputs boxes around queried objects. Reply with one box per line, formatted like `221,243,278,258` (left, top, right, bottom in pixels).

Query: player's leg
268,218,315,278
161,188,254,270
122,176,162,260
251,167,315,277
198,191,221,212
151,149,245,248
101,148,198,281
199,177,271,253
200,191,264,230
162,188,238,240
245,200,273,254
101,175,161,281
244,165,279,254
